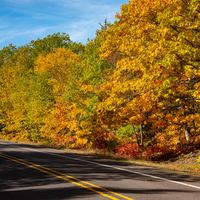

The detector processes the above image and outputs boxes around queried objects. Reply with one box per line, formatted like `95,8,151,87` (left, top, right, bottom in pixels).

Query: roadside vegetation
0,0,200,172
70,147,200,176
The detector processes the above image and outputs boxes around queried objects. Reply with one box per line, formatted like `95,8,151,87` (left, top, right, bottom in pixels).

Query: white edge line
1,141,200,190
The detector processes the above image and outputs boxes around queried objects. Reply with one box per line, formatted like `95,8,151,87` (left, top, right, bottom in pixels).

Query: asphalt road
0,140,200,200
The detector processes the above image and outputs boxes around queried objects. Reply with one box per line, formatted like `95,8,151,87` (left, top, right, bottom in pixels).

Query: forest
0,0,200,161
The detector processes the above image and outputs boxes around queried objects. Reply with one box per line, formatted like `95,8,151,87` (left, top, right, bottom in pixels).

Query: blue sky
0,0,129,50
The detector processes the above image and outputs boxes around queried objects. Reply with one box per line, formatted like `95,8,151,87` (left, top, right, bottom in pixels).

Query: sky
0,0,129,50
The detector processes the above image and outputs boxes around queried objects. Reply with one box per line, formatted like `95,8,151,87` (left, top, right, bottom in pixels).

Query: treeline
0,0,200,160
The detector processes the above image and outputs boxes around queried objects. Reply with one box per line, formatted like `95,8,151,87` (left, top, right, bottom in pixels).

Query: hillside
0,0,200,163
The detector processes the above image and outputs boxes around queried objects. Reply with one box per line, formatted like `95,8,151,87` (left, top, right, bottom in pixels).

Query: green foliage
0,44,17,67
29,32,84,59
116,124,137,139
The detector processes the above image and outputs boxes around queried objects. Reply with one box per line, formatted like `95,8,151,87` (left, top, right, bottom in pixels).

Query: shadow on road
0,141,200,200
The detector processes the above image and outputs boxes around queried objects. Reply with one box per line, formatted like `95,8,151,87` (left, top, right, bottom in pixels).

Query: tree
35,48,80,95
29,32,84,59
98,0,200,151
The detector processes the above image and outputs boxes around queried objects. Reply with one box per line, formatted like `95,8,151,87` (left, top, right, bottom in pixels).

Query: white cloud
0,22,10,30
66,19,94,41
0,27,48,45
0,36,14,44
17,28,47,37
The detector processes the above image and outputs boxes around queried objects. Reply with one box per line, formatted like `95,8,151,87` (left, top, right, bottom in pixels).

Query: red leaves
116,139,140,158
92,128,118,151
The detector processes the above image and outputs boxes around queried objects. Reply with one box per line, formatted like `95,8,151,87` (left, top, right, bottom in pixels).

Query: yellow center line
0,153,118,200
0,153,134,200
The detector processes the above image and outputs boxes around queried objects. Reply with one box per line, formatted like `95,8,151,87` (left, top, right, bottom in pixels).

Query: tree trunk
140,124,144,150
184,126,191,142
131,124,139,147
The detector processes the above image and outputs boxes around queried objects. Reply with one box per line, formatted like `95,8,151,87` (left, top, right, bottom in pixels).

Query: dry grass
60,147,200,177
1,139,200,176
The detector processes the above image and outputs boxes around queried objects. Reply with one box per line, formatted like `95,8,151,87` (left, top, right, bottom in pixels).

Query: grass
1,138,200,177
60,147,200,176
52,146,200,176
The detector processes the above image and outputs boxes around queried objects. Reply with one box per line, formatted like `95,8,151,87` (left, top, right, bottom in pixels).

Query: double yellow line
0,152,133,200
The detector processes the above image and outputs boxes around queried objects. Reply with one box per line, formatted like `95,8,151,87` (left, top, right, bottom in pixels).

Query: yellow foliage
35,48,79,94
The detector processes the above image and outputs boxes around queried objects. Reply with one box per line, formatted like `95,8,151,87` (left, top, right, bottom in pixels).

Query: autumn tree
98,0,200,152
0,33,81,142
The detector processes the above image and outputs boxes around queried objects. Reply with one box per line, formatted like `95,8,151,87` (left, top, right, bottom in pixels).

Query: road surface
0,140,200,200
